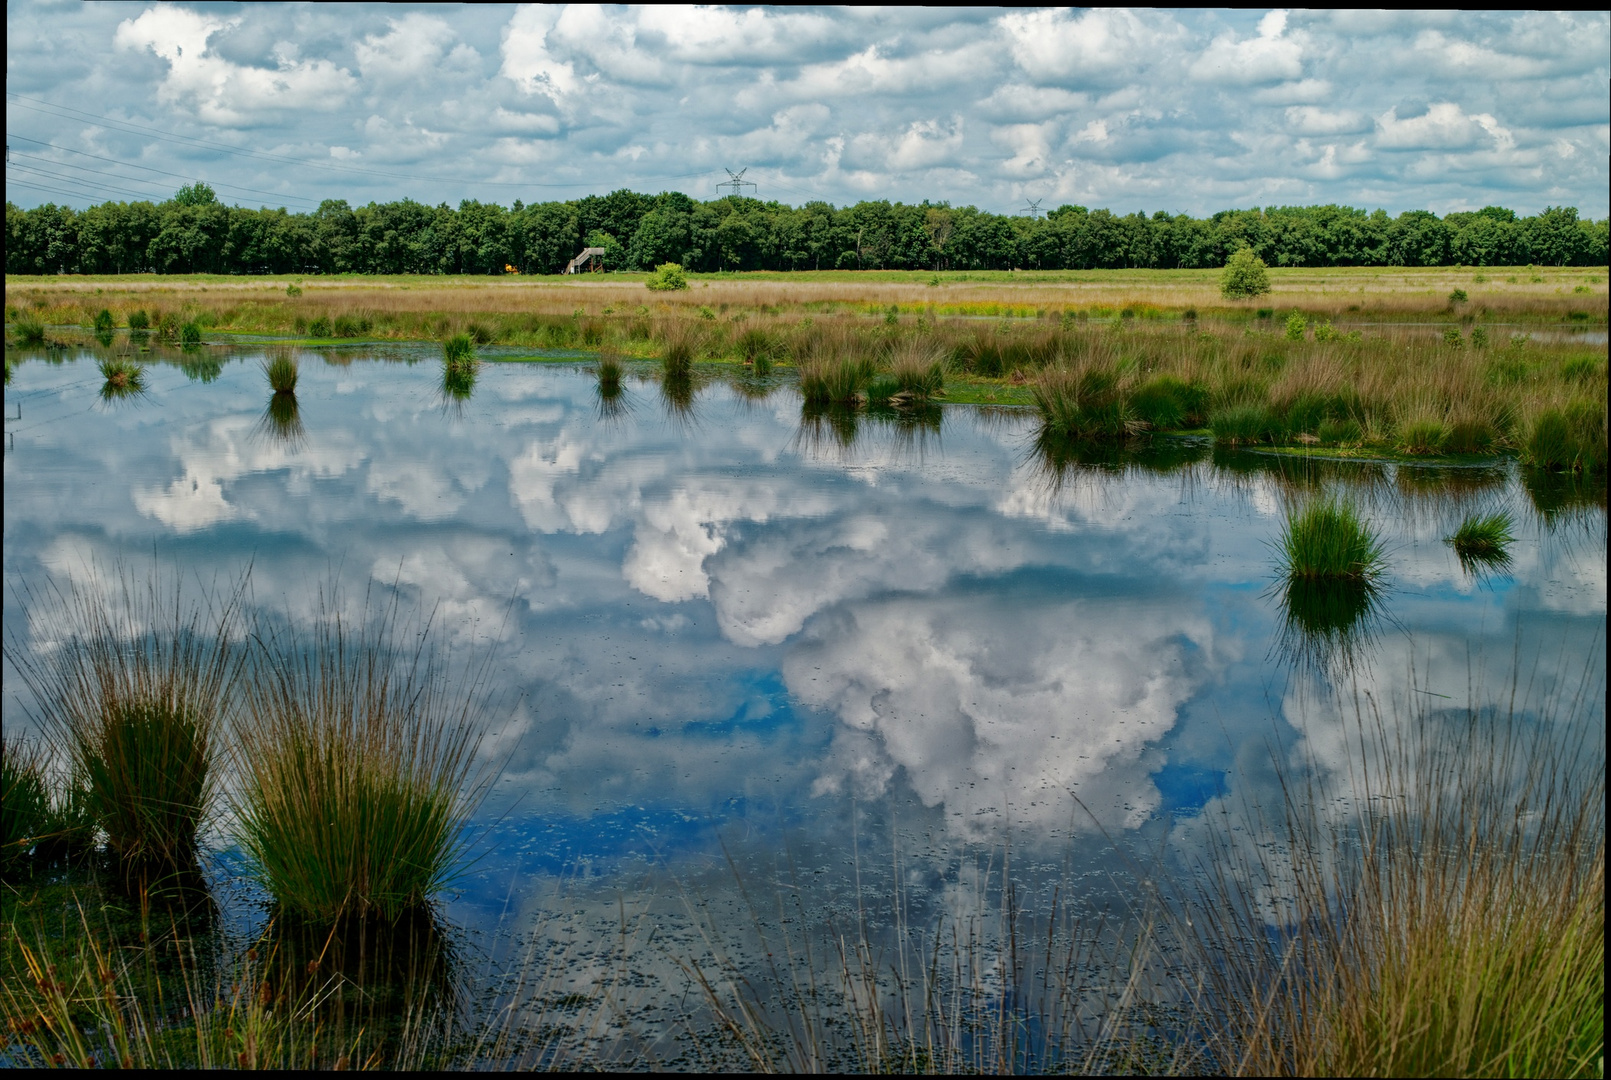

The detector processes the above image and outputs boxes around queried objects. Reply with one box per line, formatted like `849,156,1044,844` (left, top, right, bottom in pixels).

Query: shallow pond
3,345,1605,1035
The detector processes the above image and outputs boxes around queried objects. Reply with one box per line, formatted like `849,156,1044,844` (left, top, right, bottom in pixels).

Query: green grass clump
97,357,146,397
800,356,874,405
307,315,332,338
1,736,51,867
264,353,298,394
442,333,475,366
597,350,622,395
1032,366,1132,440
1525,403,1607,474
5,574,245,874
1278,498,1386,582
442,334,478,400
92,309,114,335
1397,416,1450,455
1446,511,1515,573
1130,374,1206,430
233,603,486,923
12,318,46,345
126,309,150,331
878,340,946,404
660,325,696,377
1210,403,1280,445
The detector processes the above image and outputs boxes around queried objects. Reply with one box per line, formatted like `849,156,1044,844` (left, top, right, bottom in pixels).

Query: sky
5,4,1609,218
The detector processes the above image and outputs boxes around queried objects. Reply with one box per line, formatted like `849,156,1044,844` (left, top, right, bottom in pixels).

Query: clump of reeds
1210,403,1279,445
126,309,150,332
1129,374,1206,430
1,735,51,867
442,333,478,401
1277,498,1386,582
98,356,145,394
1446,511,1515,574
660,324,696,378
873,339,946,404
1524,401,1607,474
263,353,298,394
1188,685,1605,1078
799,355,874,405
1031,365,1133,440
11,318,46,345
597,349,622,395
232,595,488,923
4,570,246,874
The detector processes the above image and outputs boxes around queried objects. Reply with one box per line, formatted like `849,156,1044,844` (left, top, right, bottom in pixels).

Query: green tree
171,182,217,207
1221,245,1271,298
645,262,688,291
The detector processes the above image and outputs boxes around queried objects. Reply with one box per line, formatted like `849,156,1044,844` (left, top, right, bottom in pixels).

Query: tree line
6,184,1606,276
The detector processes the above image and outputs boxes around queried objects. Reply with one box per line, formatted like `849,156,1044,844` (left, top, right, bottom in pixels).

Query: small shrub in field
1397,417,1450,455
93,309,114,334
1256,307,1274,319
127,309,150,331
1313,320,1340,342
645,263,688,291
233,602,486,923
286,283,302,297
1442,326,1464,348
180,322,202,347
1278,498,1386,582
1221,247,1271,299
1210,403,1279,445
1449,287,1468,303
697,305,717,321
1284,311,1307,340
1470,326,1490,348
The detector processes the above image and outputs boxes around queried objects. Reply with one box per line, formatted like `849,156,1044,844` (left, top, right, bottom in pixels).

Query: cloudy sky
6,5,1609,217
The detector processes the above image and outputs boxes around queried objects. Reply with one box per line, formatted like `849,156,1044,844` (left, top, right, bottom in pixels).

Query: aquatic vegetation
97,356,146,398
4,572,246,875
233,598,488,923
1524,402,1607,474
1130,374,1206,430
180,322,202,347
799,355,875,405
597,350,622,395
1188,694,1604,1078
92,309,114,335
1278,498,1386,582
1446,511,1516,574
441,334,478,401
1031,365,1133,440
1,735,51,867
660,324,697,377
1210,403,1279,445
126,309,150,332
12,318,46,345
264,353,299,394
1396,415,1451,455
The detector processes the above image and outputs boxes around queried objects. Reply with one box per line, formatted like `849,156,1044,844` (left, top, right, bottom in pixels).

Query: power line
6,135,321,208
8,161,164,202
4,175,134,206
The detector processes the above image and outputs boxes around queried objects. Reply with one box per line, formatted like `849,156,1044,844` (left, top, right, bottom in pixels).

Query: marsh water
3,344,1605,1026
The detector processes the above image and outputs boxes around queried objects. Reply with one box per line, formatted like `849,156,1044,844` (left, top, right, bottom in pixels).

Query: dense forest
6,185,1607,276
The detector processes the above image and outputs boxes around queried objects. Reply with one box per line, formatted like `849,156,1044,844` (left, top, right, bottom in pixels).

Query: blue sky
6,5,1608,216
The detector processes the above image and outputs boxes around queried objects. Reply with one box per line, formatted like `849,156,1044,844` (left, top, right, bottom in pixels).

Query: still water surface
3,347,1605,944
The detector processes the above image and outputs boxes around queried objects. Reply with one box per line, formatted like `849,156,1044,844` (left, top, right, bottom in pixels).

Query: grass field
6,267,1607,470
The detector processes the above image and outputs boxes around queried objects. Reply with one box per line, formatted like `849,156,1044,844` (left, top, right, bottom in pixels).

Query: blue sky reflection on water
2,349,1605,928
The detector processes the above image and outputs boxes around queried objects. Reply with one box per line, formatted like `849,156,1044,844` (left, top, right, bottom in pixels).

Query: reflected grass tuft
1447,511,1515,574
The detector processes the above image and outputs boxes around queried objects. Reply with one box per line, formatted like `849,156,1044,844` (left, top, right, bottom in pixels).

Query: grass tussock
1278,498,1386,582
233,595,488,924
1189,693,1604,1078
1,735,51,867
97,357,145,397
1032,364,1135,441
3,570,246,874
1446,511,1516,575
263,352,298,395
597,349,622,394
